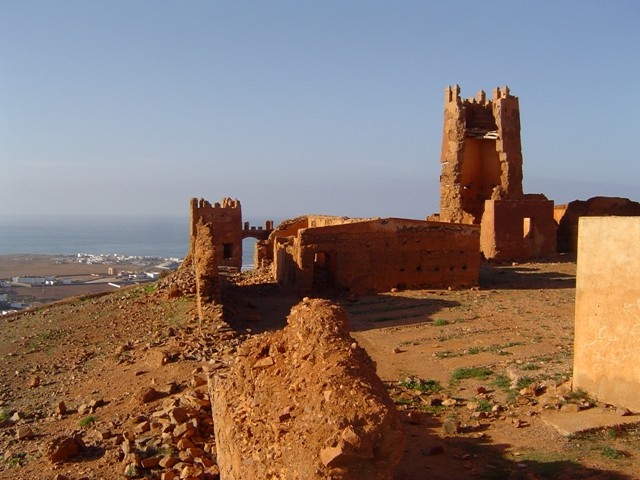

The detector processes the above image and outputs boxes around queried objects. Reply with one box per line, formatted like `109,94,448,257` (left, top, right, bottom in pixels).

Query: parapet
444,84,516,106
191,197,241,212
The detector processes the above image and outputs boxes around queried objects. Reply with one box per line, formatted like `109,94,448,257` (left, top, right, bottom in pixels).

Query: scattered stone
442,418,460,435
29,375,40,388
442,398,457,407
190,374,207,388
513,419,526,428
617,407,632,416
140,387,164,404
56,401,67,415
170,407,190,424
140,456,160,468
16,425,34,440
561,403,580,413
43,435,83,463
252,356,275,369
159,456,180,468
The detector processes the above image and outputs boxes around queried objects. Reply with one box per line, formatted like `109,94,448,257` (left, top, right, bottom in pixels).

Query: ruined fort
171,85,640,479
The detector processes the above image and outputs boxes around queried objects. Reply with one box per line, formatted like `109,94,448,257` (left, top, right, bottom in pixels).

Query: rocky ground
1,257,640,479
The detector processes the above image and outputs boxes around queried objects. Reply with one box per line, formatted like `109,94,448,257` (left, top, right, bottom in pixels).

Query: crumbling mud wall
437,85,558,262
439,85,523,224
574,217,640,411
556,196,640,253
480,195,557,261
190,197,243,269
277,218,479,294
193,220,220,319
211,298,405,480
257,215,375,270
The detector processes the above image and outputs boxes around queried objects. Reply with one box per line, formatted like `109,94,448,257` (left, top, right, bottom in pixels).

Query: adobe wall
263,215,375,275
439,85,523,224
193,220,220,318
573,217,640,411
480,196,557,261
280,219,479,294
189,197,243,269
211,298,405,479
556,197,640,253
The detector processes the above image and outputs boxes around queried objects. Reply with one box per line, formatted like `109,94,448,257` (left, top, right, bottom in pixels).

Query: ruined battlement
444,84,515,106
242,220,274,241
440,84,523,224
189,197,243,270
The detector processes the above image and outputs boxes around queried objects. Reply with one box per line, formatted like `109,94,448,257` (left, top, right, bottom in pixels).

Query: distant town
0,253,181,315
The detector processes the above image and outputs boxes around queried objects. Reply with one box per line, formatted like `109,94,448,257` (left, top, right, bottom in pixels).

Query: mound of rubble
211,298,405,479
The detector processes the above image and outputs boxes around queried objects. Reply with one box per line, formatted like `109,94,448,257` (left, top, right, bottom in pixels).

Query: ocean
0,215,260,269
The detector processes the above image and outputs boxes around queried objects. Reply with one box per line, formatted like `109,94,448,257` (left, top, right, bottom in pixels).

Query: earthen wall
189,197,243,269
480,196,557,261
556,197,640,253
439,85,523,224
211,298,405,479
279,218,479,294
573,216,640,410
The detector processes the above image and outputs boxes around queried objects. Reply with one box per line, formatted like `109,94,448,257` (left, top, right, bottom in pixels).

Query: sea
0,215,261,269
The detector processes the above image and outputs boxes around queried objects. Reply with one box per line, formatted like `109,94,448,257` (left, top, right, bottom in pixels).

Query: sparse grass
124,464,139,477
522,363,541,371
491,374,511,390
566,388,592,402
435,350,454,359
5,452,27,468
515,376,535,390
435,342,523,359
600,446,624,460
399,377,442,395
451,367,493,381
432,318,449,326
143,283,158,294
79,415,97,427
0,411,8,422
476,398,493,412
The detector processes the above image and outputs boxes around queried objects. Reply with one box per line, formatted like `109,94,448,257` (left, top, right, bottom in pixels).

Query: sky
1,1,639,222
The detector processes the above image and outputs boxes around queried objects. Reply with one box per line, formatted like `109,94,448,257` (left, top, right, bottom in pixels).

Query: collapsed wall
193,220,221,319
210,298,405,480
439,85,523,224
277,218,479,294
556,196,640,253
190,197,243,270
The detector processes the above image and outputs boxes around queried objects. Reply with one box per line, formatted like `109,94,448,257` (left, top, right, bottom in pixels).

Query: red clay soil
1,256,639,479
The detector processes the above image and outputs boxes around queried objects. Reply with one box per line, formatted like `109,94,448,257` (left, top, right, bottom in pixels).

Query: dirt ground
1,255,639,479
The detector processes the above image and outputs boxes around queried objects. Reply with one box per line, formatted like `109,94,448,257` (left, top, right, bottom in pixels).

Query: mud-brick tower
439,85,523,224
189,197,243,269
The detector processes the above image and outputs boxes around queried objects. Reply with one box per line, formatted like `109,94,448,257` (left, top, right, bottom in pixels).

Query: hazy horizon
2,1,639,221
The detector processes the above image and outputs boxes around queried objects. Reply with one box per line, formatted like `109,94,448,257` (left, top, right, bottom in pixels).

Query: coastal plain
0,254,172,306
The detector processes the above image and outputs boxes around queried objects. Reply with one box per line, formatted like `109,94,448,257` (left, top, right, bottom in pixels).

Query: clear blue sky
2,1,639,221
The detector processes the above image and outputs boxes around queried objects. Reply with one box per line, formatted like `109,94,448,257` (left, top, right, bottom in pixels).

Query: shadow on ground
480,262,576,290
222,280,461,334
394,411,632,480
